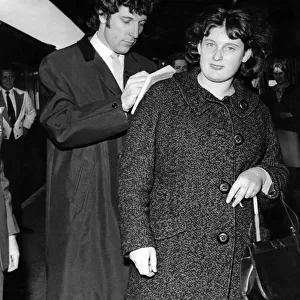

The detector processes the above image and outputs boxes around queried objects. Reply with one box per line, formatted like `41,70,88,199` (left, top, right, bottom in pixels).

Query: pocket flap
151,216,186,240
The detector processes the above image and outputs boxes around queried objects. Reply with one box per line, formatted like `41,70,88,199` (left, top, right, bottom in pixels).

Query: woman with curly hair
118,6,288,300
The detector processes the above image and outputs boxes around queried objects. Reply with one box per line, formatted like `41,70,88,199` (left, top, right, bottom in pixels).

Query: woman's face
197,26,251,85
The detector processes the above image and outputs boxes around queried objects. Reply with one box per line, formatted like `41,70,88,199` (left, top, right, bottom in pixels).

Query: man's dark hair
185,6,273,78
0,65,15,77
165,52,186,68
87,0,158,31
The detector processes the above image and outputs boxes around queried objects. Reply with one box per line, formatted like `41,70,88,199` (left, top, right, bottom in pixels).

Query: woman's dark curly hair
87,0,159,31
185,6,273,78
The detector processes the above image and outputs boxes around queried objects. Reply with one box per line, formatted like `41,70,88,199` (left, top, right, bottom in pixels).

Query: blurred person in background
0,66,36,233
0,107,20,299
261,59,300,216
165,51,188,73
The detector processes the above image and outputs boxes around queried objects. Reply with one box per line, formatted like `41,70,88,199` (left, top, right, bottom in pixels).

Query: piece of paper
131,65,176,115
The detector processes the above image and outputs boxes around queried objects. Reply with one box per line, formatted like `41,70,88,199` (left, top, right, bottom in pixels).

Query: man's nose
130,23,139,38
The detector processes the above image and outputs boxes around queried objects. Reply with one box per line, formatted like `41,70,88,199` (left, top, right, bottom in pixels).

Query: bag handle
253,193,300,252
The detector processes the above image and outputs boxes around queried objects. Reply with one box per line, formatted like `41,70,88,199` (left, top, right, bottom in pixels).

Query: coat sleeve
23,91,36,129
118,84,161,256
0,161,19,236
39,56,129,149
257,105,289,200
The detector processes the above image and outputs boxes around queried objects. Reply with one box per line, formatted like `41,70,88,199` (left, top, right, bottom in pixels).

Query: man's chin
117,46,133,55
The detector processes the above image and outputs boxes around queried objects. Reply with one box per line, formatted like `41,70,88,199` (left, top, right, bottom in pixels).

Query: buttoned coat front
118,67,289,300
39,35,157,300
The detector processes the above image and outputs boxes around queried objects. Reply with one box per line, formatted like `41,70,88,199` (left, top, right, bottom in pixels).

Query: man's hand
129,247,157,277
121,71,149,112
226,167,266,207
8,235,19,272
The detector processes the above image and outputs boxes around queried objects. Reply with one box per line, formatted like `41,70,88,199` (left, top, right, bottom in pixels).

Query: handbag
240,194,300,300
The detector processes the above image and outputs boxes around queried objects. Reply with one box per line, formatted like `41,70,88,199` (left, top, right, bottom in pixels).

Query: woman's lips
210,64,224,70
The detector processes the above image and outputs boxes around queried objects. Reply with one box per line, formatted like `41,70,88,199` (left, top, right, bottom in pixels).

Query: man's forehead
2,70,14,76
116,5,147,21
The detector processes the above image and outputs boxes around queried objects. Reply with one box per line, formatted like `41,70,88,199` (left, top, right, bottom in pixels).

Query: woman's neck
197,73,235,100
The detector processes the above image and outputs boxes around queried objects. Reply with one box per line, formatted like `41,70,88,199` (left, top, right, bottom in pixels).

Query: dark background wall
1,0,300,70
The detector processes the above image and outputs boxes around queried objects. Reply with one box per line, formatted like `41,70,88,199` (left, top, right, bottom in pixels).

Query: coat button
217,232,229,244
111,103,118,109
219,182,230,194
239,100,249,110
234,134,244,145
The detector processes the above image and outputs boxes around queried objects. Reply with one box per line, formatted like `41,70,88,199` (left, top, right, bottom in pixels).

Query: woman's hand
129,247,157,277
226,167,266,207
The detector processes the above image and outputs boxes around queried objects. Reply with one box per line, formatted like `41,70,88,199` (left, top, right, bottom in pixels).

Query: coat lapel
123,53,145,85
77,35,121,96
92,55,121,95
77,36,146,95
0,92,9,123
13,90,24,118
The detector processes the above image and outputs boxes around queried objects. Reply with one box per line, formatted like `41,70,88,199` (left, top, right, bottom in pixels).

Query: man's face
197,26,251,85
0,70,15,91
173,59,187,73
97,5,147,54
273,71,286,85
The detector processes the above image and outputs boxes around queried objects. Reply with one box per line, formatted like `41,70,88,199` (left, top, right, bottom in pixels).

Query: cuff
256,167,275,196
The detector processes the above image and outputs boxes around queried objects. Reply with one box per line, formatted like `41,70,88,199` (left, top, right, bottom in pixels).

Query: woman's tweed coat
118,67,289,300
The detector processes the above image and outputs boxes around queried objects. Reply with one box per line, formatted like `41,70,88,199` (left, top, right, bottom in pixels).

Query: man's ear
242,48,252,63
197,42,202,55
98,10,107,24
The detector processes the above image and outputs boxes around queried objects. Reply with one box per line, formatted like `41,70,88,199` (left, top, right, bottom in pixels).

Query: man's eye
205,43,215,48
225,46,236,52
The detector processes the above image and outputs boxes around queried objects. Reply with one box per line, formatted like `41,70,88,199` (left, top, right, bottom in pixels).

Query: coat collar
77,35,145,96
173,67,259,118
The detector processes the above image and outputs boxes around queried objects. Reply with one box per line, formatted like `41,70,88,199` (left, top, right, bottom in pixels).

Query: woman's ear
242,48,252,63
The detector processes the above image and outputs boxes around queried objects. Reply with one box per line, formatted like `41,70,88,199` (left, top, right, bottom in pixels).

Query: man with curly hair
39,0,158,299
